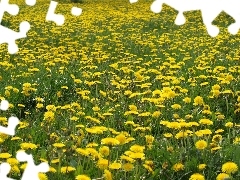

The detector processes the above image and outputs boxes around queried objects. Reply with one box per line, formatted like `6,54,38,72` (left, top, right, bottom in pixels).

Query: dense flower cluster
0,0,240,179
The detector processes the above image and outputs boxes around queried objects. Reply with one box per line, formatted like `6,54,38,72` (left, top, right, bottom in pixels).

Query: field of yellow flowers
0,0,240,179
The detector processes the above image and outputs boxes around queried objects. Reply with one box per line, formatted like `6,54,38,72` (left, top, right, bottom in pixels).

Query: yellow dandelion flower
61,166,76,173
171,104,182,109
115,133,127,145
183,97,191,103
222,162,238,174
103,169,112,180
195,140,208,150
120,155,135,163
189,173,205,180
76,148,90,157
129,152,145,160
7,158,19,165
0,153,12,159
109,162,121,170
225,122,234,128
10,165,20,175
215,129,224,134
43,111,55,122
163,133,173,138
75,174,91,180
216,173,230,180
198,164,206,170
199,119,213,125
49,166,57,173
211,146,222,153
20,142,38,150
212,135,222,143
101,137,119,146
193,96,204,106
99,146,109,157
130,144,145,153
152,111,161,118
97,158,108,170
38,173,48,180
172,163,184,172
122,163,134,171
145,135,154,144
51,159,59,164
143,163,153,173
46,105,57,112
53,143,65,148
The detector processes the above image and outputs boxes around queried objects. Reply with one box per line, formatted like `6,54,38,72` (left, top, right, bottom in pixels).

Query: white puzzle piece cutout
71,6,82,16
131,0,240,37
0,99,19,179
16,151,49,180
25,0,36,6
46,1,82,25
46,1,65,25
0,100,49,180
0,21,30,54
0,151,49,180
0,163,15,180
0,116,20,136
129,0,138,4
0,0,82,53
0,0,36,54
0,100,9,111
0,100,19,136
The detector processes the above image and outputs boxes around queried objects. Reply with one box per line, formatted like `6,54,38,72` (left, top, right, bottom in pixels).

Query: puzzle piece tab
46,1,65,26
129,0,138,4
25,0,36,6
16,151,49,180
0,21,30,54
0,100,20,136
0,100,9,111
0,151,49,180
0,0,19,22
46,1,82,25
0,116,20,136
71,6,82,16
0,0,34,54
0,163,15,180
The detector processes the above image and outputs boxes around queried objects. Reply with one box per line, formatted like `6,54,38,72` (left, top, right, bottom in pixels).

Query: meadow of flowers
0,0,240,179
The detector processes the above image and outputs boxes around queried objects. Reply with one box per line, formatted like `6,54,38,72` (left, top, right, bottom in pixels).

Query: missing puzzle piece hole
0,163,15,180
71,7,82,16
8,4,19,16
150,0,162,13
175,12,186,25
19,21,30,34
129,0,138,3
207,25,219,37
25,0,36,6
0,100,9,111
8,43,18,54
0,163,11,175
228,23,239,35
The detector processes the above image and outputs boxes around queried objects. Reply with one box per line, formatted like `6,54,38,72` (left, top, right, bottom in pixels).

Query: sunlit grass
0,0,240,179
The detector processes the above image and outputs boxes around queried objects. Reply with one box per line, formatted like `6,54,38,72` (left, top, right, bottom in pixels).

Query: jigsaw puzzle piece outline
0,100,9,111
46,0,65,26
0,116,20,136
0,162,16,180
145,0,240,37
16,151,49,180
0,21,30,54
0,0,32,54
25,0,36,6
0,0,19,22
